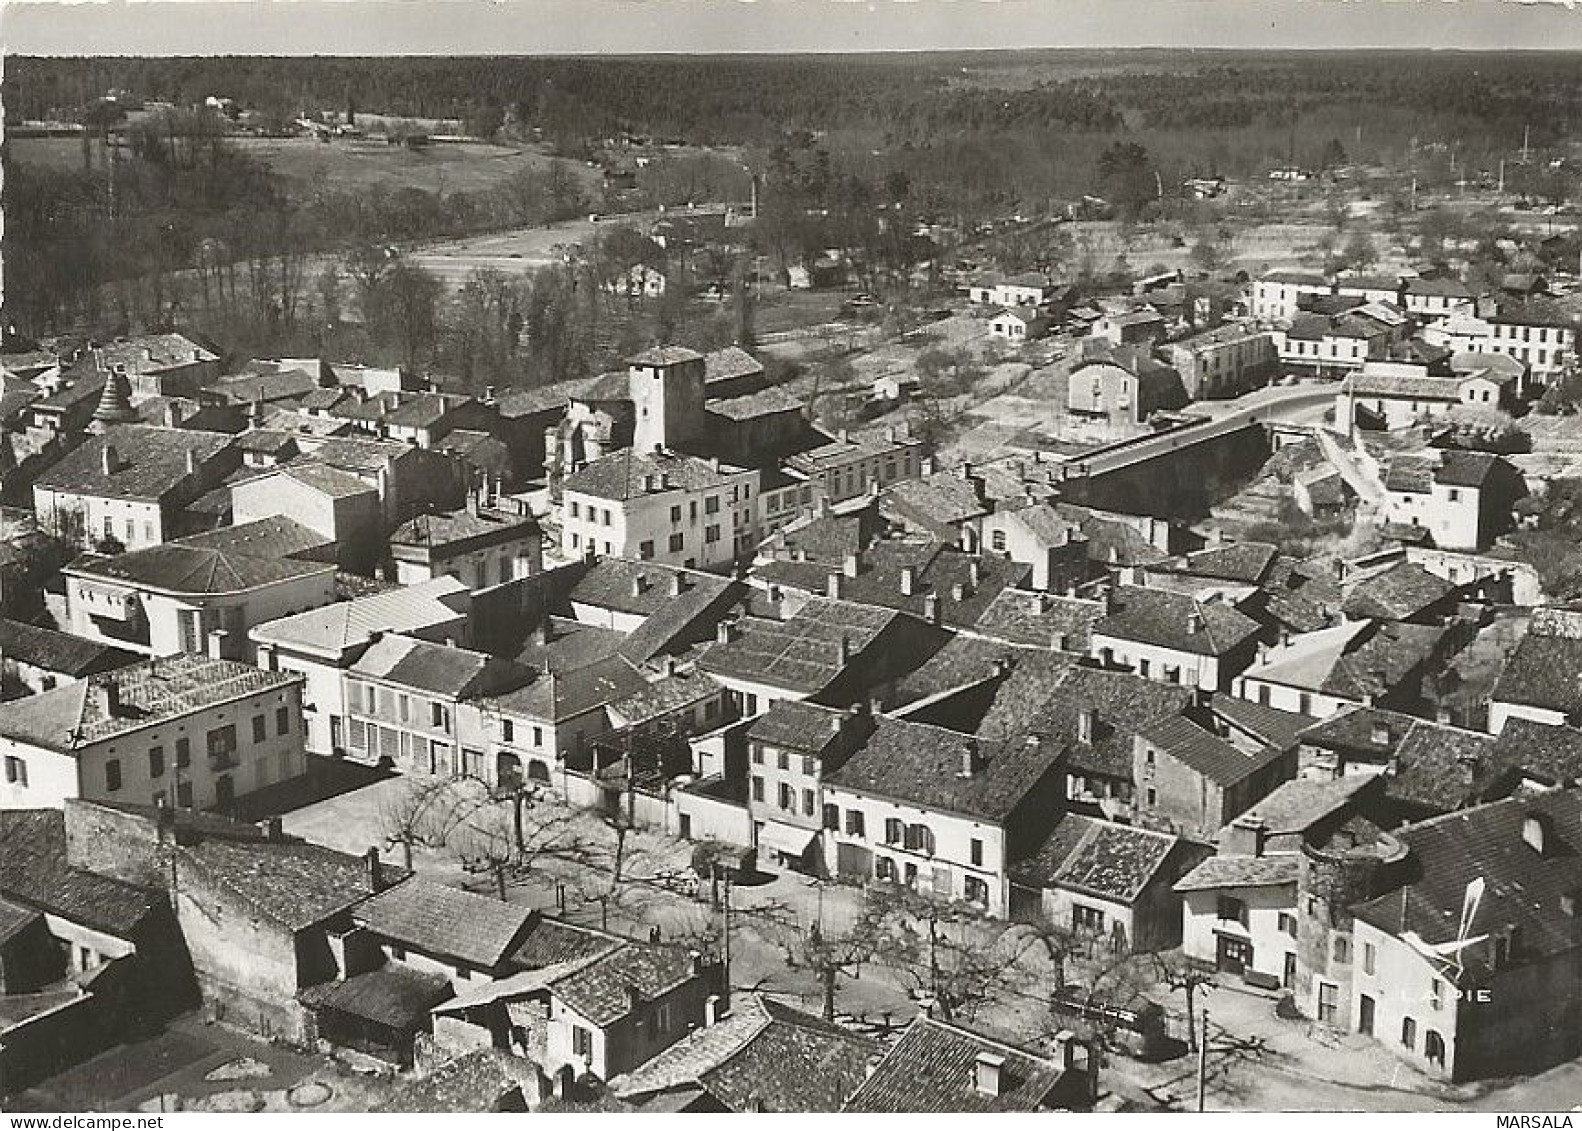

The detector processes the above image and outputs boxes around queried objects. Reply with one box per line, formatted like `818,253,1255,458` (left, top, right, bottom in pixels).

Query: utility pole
1499,158,1506,196
1196,1008,1209,1112
1523,124,1531,165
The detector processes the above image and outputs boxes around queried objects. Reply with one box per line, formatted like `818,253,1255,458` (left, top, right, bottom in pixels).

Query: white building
1250,271,1331,324
0,653,307,812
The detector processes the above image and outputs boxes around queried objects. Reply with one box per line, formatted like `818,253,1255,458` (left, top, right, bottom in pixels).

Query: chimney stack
663,655,678,678
101,444,119,476
365,846,385,892
959,739,980,778
1077,706,1096,745
950,582,966,602
256,816,285,842
91,677,122,719
843,551,861,578
207,629,228,660
669,572,685,597
704,994,723,1027
837,635,852,665
632,574,649,597
922,593,941,624
828,571,844,599
1186,609,1204,635
900,565,917,596
974,1052,1005,1098
716,619,736,645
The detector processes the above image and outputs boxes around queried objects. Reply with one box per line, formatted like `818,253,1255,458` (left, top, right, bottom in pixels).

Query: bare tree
871,889,1024,1023
377,775,474,870
766,893,888,1022
1152,953,1215,1053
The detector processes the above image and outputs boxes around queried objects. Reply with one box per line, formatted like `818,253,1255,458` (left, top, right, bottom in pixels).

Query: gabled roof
972,590,1103,651
1171,541,1279,585
355,879,534,968
1173,853,1300,893
570,558,735,618
1093,585,1261,657
35,425,233,501
702,346,765,386
1139,714,1286,786
0,809,160,937
390,505,540,555
825,716,1059,823
351,634,528,700
1032,665,1194,780
177,836,381,932
250,577,469,658
555,943,712,1027
1492,718,1582,788
615,994,876,1112
487,654,648,723
844,1016,1074,1113
0,618,139,677
1011,815,1179,902
1241,619,1445,701
881,472,991,533
564,447,746,501
0,654,301,753
65,517,335,594
697,598,901,695
1340,560,1456,621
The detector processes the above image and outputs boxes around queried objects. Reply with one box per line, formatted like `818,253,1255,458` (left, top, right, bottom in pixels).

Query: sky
1,0,1580,57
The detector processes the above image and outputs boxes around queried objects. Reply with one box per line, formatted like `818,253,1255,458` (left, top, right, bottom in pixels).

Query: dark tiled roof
352,634,529,700
390,506,540,555
1389,723,1509,813
1436,450,1500,489
298,965,452,1030
488,654,649,723
0,810,159,936
1209,695,1309,750
68,516,335,593
1340,561,1456,621
746,700,853,753
355,879,533,968
1011,815,1178,901
881,474,991,531
1173,853,1300,892
1093,586,1260,657
610,669,721,726
1173,541,1279,584
35,425,234,501
1053,504,1168,567
0,618,139,677
178,837,380,932
630,346,703,367
826,716,1059,822
972,591,1102,651
517,619,628,674
1232,776,1375,840
617,994,875,1112
697,599,899,695
1033,666,1194,780
767,505,885,565
509,917,622,970
1492,718,1582,788
568,558,734,618
894,635,1052,703
812,542,1029,630
372,1049,531,1113
1384,455,1437,494
1492,635,1582,715
1352,791,1582,974
707,386,805,421
844,1017,1073,1113
1139,714,1286,786
1297,705,1423,758
554,943,711,1027
564,447,748,501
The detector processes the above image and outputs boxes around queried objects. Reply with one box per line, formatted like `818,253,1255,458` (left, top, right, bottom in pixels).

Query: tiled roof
1139,714,1286,786
785,429,922,475
1405,276,1473,298
1172,541,1279,584
298,964,452,1030
617,581,742,665
0,895,41,946
331,390,472,430
1492,718,1582,788
371,1049,531,1113
270,461,376,499
87,333,216,373
767,504,885,565
1173,852,1300,892
488,654,648,723
0,653,301,753
0,618,139,677
1340,560,1456,621
1032,666,1193,779
563,447,746,501
1298,704,1422,757
609,669,721,726
972,590,1103,651
844,1017,1074,1113
1093,585,1261,657
178,836,380,931
616,994,875,1112
313,436,411,473
390,505,539,555
569,558,735,618
251,576,468,657
880,473,990,536
703,346,765,385
66,517,336,594
1054,504,1168,567
1388,722,1509,813
206,368,319,406
0,809,159,936
629,346,703,367
1383,455,1436,494
1352,791,1582,974
707,386,805,421
35,425,234,501
1209,695,1310,750
355,879,533,968
518,618,628,674
554,943,711,1027
697,598,899,694
825,716,1059,822
1244,619,1445,701
1435,450,1500,488
746,700,853,753
509,916,623,970
1232,776,1377,841
1011,815,1179,901
801,541,1029,630
894,634,1052,703
352,634,528,700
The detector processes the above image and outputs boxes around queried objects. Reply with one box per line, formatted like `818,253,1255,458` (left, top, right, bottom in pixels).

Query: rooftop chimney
91,677,122,719
185,447,199,475
968,560,981,588
256,816,284,842
100,444,120,476
950,582,966,602
669,572,685,597
1077,706,1096,745
959,461,975,481
922,592,941,624
974,1052,1005,1098
959,739,980,778
365,846,385,893
900,565,917,596
207,628,228,660
837,635,852,665
625,983,644,1012
716,619,736,645
1524,813,1550,855
663,655,678,678
704,994,723,1027
843,551,861,578
632,574,649,597
828,571,844,599
1186,609,1204,635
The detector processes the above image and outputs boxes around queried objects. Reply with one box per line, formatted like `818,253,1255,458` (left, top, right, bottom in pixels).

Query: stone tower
628,346,705,454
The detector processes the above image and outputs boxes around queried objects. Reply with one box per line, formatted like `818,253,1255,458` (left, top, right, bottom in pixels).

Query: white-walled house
1088,585,1263,693
62,517,339,662
0,653,307,813
1488,608,1582,734
250,577,471,757
389,499,543,590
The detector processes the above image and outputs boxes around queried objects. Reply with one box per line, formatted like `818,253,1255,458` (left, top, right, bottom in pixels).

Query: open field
9,133,598,200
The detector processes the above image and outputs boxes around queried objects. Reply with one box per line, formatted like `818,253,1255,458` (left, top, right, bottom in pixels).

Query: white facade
561,468,760,570
1250,276,1330,324
1180,882,1299,987
1382,478,1486,551
1088,633,1226,694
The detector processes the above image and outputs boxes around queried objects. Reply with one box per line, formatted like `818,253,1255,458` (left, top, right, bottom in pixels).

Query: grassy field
9,133,598,201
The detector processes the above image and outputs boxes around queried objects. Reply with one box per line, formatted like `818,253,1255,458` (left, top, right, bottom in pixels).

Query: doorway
1359,994,1376,1036
1216,934,1252,976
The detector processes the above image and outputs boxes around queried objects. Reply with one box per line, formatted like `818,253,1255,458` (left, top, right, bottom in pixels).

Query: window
1278,912,1297,937
1073,904,1106,932
964,875,990,906
1401,1017,1417,1049
639,540,655,560
600,509,612,527
1334,936,1351,964
705,495,720,515
970,838,983,866
777,750,789,771
670,505,682,524
572,1025,593,1059
1363,942,1376,975
533,726,543,747
846,810,865,837
251,714,267,743
177,781,193,808
778,782,793,810
1216,896,1247,924
1146,787,1157,806
398,694,410,723
1429,978,1443,1012
751,776,764,802
207,725,238,767
991,530,1007,552
1318,982,1338,1024
802,755,815,775
431,702,450,731
669,533,685,552
752,745,764,766
570,501,581,519
905,823,936,855
276,706,291,736
884,817,903,845
803,789,815,817
105,759,122,792
705,524,721,544
823,803,839,830
502,719,514,743
149,747,165,778
3,755,27,787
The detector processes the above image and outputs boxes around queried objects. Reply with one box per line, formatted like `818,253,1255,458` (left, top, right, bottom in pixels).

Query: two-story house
1088,584,1263,693
744,700,876,873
